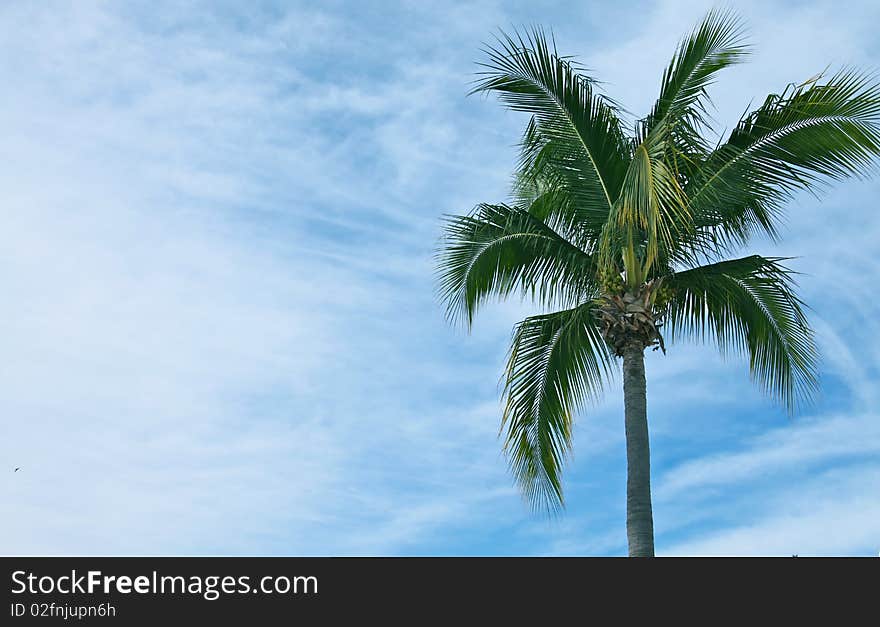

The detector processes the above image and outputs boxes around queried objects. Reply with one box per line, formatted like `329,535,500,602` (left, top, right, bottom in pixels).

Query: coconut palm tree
436,9,880,556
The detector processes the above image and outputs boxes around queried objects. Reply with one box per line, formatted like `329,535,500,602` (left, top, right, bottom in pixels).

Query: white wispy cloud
661,466,880,556
657,412,880,500
0,0,520,555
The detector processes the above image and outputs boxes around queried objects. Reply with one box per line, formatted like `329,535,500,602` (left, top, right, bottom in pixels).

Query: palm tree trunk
622,342,654,557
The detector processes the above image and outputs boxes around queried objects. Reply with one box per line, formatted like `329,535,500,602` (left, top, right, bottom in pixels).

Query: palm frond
512,117,605,247
502,303,615,512
642,8,750,142
686,68,880,249
604,130,691,284
437,202,598,326
472,27,631,228
665,255,819,413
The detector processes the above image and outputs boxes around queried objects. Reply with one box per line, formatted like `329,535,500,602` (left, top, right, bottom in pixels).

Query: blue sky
1,0,879,556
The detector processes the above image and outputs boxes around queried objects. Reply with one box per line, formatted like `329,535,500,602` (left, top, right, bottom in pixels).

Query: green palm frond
437,202,598,326
687,68,880,250
472,27,631,232
512,117,605,248
502,304,615,512
665,255,819,413
604,129,690,284
642,8,750,143
511,127,607,254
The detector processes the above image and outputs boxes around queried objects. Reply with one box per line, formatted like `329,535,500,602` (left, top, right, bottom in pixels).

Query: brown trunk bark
622,342,655,557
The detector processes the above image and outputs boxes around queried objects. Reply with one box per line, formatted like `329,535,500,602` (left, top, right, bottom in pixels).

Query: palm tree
436,9,880,556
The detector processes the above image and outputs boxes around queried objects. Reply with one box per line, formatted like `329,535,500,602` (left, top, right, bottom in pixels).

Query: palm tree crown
437,9,880,520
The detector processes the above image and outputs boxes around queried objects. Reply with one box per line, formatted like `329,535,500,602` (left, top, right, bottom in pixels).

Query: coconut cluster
597,281,667,356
